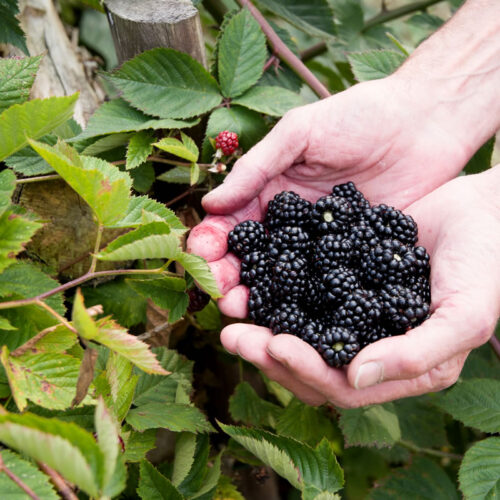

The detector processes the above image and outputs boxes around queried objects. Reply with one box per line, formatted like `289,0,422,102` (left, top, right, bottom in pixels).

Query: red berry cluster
215,130,239,156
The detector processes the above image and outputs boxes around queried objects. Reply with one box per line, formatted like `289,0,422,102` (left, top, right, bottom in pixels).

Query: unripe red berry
215,130,239,155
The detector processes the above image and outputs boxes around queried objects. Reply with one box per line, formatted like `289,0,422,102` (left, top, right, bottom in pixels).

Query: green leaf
220,424,343,497
368,456,458,500
127,402,214,433
157,165,207,185
459,437,500,500
437,379,500,433
111,195,187,233
229,381,283,428
138,460,183,500
131,161,156,193
190,163,200,186
73,289,100,340
0,412,104,497
154,134,199,163
0,315,16,331
28,140,132,226
215,475,245,500
0,449,58,499
177,252,222,299
256,0,335,38
0,169,16,216
126,131,155,170
0,95,78,162
194,300,221,331
0,0,28,53
122,428,157,462
133,347,193,406
202,106,267,161
0,262,64,315
0,55,42,113
339,403,401,448
127,277,188,323
105,48,222,119
232,85,304,117
262,375,294,406
464,136,495,175
74,99,199,141
97,222,181,261
4,134,58,176
347,50,406,82
1,347,82,411
218,10,267,98
20,324,78,355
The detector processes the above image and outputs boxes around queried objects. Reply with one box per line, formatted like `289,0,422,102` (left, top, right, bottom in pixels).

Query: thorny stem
88,224,104,274
398,440,462,461
38,463,78,500
300,0,445,62
235,0,330,99
489,335,500,361
0,452,41,500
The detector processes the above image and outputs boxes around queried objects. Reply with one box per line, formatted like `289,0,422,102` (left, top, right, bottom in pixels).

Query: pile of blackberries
227,183,431,368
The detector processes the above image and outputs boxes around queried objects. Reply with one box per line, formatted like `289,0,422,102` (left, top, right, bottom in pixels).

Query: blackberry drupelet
270,302,307,336
268,226,311,258
380,283,430,333
332,182,370,219
301,320,324,348
240,251,270,287
310,195,354,234
228,220,268,258
248,277,275,327
271,250,309,302
363,204,418,246
321,266,359,305
317,326,360,368
409,274,431,303
265,191,312,230
312,233,353,273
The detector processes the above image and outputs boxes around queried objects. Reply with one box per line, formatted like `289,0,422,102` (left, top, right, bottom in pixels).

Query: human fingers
221,324,327,406
203,107,310,214
218,285,248,318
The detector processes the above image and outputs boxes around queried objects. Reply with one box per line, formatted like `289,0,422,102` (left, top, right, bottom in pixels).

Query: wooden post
104,0,207,66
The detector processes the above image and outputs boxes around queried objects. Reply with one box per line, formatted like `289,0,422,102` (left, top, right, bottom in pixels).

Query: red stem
489,335,500,361
0,453,41,500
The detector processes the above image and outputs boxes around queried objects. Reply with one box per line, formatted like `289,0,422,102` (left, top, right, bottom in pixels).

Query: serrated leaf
4,134,58,176
105,352,137,422
0,412,104,497
126,131,155,170
81,317,169,375
232,85,304,117
138,460,183,500
202,106,267,161
105,48,222,119
339,403,401,448
229,381,283,428
80,132,132,156
0,449,58,499
73,289,99,340
0,95,78,161
0,262,64,315
347,50,406,82
459,437,500,500
194,300,221,331
127,277,188,323
111,195,187,233
0,55,42,113
154,139,197,163
218,10,267,98
256,0,335,38
1,346,82,411
220,424,343,497
73,99,200,140
215,475,245,500
368,456,458,500
0,169,16,216
0,315,16,331
133,347,193,406
190,163,200,186
0,0,28,53
0,210,43,273
97,222,181,261
127,402,214,433
177,252,222,298
122,428,157,462
16,324,78,355
191,452,222,500
437,379,500,433
131,161,156,193
28,140,132,226
157,165,207,185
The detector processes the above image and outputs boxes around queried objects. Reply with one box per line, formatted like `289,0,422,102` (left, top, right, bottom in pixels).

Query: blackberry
414,246,431,278
240,251,270,287
335,289,382,339
265,191,312,230
270,302,307,336
380,283,430,333
302,276,329,317
228,220,268,258
332,182,370,219
348,223,379,261
271,250,309,302
317,326,360,368
363,204,417,246
312,233,353,273
409,275,431,303
301,320,324,348
248,278,275,327
360,325,393,347
321,266,359,305
360,239,417,287
187,288,210,313
268,226,311,259
310,195,354,234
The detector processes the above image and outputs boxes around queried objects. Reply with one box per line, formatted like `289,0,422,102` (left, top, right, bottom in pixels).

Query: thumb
202,108,309,214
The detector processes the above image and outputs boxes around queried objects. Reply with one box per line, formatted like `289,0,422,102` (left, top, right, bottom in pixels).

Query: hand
216,167,500,407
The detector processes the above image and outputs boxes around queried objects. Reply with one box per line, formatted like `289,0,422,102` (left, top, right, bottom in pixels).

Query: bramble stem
38,463,78,500
35,299,77,334
398,440,462,461
489,335,500,361
16,174,60,184
88,224,104,274
0,452,41,500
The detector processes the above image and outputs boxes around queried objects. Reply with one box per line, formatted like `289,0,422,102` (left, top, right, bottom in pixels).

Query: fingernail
354,361,384,389
266,346,279,360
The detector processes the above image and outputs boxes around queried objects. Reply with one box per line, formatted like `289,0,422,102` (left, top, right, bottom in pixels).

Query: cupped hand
215,166,500,407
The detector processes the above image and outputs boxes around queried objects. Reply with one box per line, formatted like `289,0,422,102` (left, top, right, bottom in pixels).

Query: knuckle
427,362,462,392
399,350,428,378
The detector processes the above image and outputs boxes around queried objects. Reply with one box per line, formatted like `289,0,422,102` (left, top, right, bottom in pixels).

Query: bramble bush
0,0,498,498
